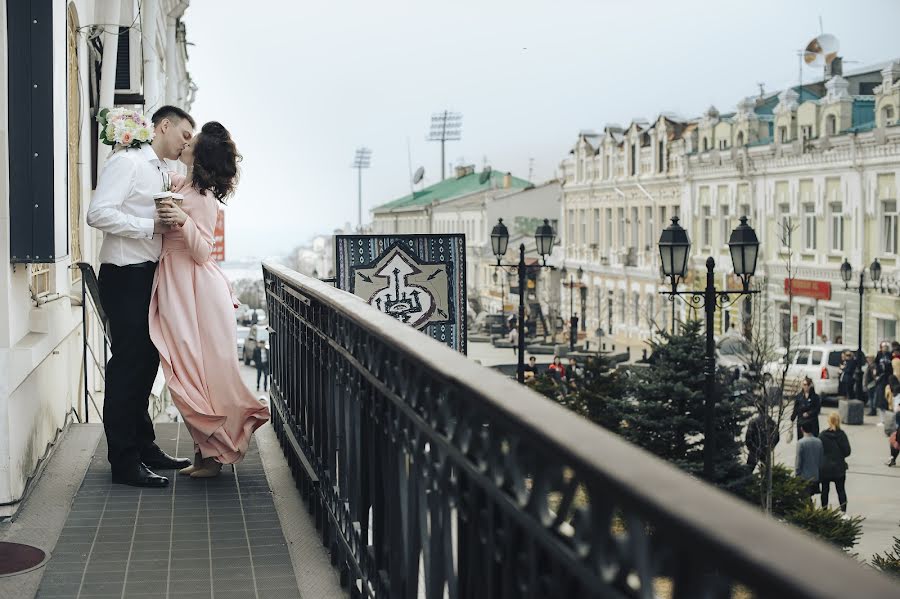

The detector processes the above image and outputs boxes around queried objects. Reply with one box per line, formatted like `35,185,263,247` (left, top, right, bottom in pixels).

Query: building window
618,290,626,324
702,206,712,247
630,144,636,176
607,292,613,329
605,155,611,180
647,294,655,327
877,318,897,344
739,203,752,225
778,126,788,143
779,204,792,247
719,139,727,150
593,208,600,245
30,264,51,298
826,114,837,136
605,208,613,250
803,203,817,250
801,125,813,142
644,206,653,250
703,138,709,152
720,204,731,248
829,202,844,252
617,208,626,246
657,141,665,173
568,210,575,247
736,131,745,146
632,291,640,326
631,207,639,248
883,200,898,254
883,105,896,126
579,209,586,244
660,205,668,228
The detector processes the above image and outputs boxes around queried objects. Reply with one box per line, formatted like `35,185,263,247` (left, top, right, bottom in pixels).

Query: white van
772,344,855,398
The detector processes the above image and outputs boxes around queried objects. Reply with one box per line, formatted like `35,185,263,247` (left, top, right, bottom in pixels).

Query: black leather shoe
141,446,192,470
112,464,169,488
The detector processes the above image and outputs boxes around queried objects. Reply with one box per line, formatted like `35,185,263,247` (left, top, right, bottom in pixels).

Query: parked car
243,325,270,365
766,344,854,401
236,326,251,360
716,333,753,381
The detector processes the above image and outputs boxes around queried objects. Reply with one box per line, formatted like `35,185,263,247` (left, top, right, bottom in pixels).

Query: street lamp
840,257,882,403
492,270,507,319
658,215,760,479
491,218,556,383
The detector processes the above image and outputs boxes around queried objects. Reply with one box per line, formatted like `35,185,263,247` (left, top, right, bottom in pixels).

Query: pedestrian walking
254,340,270,392
873,341,893,417
790,377,821,438
795,422,824,499
819,412,851,513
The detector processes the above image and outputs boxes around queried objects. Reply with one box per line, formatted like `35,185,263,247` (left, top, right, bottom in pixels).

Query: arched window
703,137,709,151
826,114,837,136
736,131,745,146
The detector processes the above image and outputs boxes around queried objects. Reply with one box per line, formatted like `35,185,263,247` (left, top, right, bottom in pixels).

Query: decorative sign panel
335,235,466,354
212,209,225,262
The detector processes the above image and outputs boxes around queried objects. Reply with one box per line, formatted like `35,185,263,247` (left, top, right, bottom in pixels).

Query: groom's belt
118,260,158,269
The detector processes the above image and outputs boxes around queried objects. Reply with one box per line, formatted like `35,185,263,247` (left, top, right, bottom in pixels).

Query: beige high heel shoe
179,450,203,476
189,457,223,478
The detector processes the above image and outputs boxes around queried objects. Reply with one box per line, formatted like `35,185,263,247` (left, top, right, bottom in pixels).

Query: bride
150,121,270,477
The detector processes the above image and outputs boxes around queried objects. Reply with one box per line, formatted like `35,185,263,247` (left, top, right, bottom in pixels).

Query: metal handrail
74,262,110,423
263,260,893,599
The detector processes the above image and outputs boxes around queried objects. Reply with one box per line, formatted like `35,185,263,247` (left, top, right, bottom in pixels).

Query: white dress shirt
87,144,169,266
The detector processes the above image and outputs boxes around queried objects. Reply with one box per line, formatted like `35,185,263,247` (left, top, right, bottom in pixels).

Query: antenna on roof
756,82,765,98
412,166,425,185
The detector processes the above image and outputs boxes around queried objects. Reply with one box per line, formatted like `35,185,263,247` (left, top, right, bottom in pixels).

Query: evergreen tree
619,319,751,491
872,523,900,576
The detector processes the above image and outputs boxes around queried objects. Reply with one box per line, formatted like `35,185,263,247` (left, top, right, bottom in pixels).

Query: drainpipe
141,0,160,113
96,0,122,168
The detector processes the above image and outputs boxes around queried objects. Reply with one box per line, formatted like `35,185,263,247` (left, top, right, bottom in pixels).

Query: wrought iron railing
263,261,893,599
74,262,110,423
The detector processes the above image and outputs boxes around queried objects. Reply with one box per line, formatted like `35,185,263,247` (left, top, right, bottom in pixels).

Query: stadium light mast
427,111,462,181
351,147,372,231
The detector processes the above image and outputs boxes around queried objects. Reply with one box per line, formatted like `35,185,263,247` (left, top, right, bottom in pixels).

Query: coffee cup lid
153,192,173,199
171,193,184,200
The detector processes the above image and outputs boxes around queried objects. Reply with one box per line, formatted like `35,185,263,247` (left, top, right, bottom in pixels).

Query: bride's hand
157,201,188,227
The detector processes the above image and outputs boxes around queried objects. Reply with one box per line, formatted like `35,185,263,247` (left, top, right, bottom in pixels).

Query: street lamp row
490,218,556,383
840,258,883,403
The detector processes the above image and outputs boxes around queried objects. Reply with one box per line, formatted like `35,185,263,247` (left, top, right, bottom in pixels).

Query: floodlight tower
352,147,372,231
427,111,462,181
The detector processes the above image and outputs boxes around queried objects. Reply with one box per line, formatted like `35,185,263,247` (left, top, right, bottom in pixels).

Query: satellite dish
412,166,425,184
478,166,492,184
803,34,839,68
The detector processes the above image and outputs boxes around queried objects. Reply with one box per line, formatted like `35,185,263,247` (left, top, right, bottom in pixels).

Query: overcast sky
183,0,900,260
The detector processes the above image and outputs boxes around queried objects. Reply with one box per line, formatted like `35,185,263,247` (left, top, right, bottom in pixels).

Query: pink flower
120,131,134,145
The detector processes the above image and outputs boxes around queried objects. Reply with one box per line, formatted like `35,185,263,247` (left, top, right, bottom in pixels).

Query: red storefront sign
784,278,831,301
212,209,225,262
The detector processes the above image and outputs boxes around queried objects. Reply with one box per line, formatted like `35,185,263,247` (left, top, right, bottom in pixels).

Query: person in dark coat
819,412,851,512
745,413,779,471
874,342,893,417
790,377,821,438
839,351,857,399
253,340,270,392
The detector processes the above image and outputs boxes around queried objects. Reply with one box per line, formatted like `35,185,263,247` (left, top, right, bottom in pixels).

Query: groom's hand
153,217,172,233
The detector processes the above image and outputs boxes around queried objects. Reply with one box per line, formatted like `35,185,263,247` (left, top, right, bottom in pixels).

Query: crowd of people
523,355,581,394
748,339,900,515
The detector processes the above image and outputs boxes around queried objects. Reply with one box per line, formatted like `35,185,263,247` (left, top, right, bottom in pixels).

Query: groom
86,105,196,487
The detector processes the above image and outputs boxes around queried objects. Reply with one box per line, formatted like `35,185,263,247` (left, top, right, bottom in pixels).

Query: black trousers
820,477,847,512
256,365,269,390
99,262,160,473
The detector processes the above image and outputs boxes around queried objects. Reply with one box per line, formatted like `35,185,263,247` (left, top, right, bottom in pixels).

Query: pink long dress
149,175,269,464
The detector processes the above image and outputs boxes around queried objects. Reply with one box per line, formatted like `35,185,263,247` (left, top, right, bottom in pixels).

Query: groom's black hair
151,105,196,129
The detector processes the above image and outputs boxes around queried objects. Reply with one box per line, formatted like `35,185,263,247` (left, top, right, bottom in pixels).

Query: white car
766,344,854,399
236,326,251,360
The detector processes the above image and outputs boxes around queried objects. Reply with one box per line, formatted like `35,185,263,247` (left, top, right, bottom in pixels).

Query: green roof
372,170,531,212
852,98,875,129
754,87,822,116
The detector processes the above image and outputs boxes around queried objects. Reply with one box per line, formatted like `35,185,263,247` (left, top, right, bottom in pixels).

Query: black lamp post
560,266,581,351
840,257,882,403
492,218,556,383
658,215,760,479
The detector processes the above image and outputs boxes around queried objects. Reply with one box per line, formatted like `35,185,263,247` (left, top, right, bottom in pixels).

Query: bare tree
743,219,801,514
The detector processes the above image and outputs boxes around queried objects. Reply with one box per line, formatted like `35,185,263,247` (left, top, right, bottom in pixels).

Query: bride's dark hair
192,121,241,203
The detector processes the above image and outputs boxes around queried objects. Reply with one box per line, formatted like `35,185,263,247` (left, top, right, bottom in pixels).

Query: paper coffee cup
153,191,173,209
171,193,184,207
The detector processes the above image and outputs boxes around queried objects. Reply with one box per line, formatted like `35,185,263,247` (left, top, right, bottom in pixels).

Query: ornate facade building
559,60,900,353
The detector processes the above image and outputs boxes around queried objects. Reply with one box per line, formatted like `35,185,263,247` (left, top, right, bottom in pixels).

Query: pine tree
872,523,900,576
619,319,751,491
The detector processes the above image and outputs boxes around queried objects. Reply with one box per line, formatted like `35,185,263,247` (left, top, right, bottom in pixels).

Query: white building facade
0,0,193,514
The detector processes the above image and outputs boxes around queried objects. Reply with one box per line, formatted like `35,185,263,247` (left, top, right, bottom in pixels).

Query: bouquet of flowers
96,107,153,149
